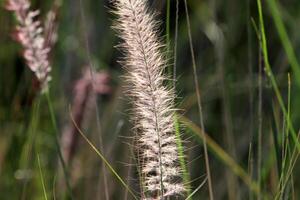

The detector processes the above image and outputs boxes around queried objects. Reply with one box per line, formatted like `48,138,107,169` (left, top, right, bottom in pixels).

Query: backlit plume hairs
113,0,185,199
6,0,52,92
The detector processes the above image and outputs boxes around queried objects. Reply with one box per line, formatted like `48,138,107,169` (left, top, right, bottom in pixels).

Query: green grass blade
178,115,264,198
256,0,300,153
166,0,170,53
70,109,138,200
267,0,300,87
183,0,214,198
19,97,41,199
44,91,73,199
19,97,41,169
37,153,49,200
185,177,207,200
174,113,191,197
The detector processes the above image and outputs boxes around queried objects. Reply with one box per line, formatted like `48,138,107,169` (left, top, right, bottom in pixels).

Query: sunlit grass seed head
6,0,52,92
112,0,186,199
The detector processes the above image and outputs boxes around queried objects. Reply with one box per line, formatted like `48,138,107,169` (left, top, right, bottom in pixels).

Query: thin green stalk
185,178,207,200
247,143,254,200
285,73,292,194
287,73,291,154
266,0,300,87
20,98,41,169
174,114,191,198
166,0,173,83
256,3,300,199
166,0,170,44
277,74,293,199
256,0,300,153
167,2,190,196
257,36,263,200
173,0,179,89
166,0,170,55
37,153,49,200
44,91,73,199
276,141,300,200
70,111,138,200
178,115,265,198
20,97,41,200
183,0,214,199
78,0,109,197
247,0,254,197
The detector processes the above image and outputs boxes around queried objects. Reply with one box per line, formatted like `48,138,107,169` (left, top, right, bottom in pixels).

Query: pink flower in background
62,69,111,164
6,0,52,92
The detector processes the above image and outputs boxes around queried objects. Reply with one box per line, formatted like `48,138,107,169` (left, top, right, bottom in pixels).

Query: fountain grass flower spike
6,0,52,92
113,0,186,199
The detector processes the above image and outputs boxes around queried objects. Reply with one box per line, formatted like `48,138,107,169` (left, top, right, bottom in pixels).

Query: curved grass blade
37,153,49,200
185,177,207,200
174,113,191,197
178,115,265,198
266,0,300,87
256,0,300,154
69,107,138,200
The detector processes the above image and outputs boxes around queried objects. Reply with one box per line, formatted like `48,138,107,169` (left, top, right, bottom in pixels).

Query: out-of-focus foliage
1,0,300,199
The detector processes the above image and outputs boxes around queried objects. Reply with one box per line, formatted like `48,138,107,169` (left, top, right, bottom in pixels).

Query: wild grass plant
1,0,300,199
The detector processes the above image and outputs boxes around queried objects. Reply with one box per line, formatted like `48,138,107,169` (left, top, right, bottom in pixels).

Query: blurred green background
1,0,300,199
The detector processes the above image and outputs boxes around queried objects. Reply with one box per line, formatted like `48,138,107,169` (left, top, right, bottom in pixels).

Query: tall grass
113,0,185,198
183,0,214,199
1,0,300,199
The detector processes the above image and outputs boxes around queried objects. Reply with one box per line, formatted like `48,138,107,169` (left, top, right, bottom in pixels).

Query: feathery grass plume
113,0,186,198
6,0,52,92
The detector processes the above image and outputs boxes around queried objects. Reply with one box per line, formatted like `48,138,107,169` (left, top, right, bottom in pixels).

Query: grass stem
183,0,214,199
45,90,73,199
